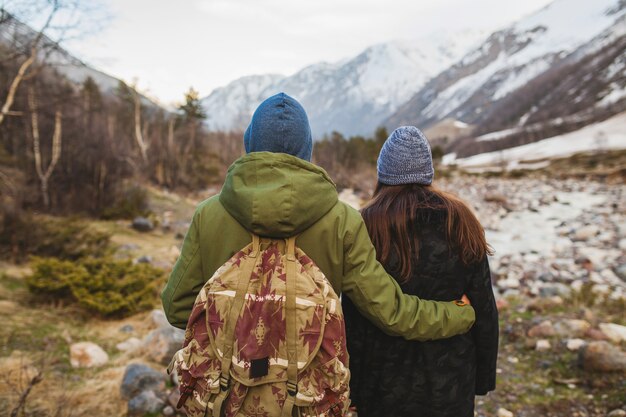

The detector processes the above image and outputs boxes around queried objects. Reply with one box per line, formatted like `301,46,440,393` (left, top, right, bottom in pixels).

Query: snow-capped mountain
201,31,488,137
386,0,626,139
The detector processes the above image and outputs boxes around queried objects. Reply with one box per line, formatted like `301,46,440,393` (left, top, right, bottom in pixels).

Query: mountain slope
201,31,487,137
0,12,161,106
385,0,626,142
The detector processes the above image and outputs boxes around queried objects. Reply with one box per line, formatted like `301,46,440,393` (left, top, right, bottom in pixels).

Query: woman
343,126,499,417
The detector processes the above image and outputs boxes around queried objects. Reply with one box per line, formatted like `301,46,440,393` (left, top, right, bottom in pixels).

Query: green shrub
27,256,164,317
0,215,112,262
101,184,151,220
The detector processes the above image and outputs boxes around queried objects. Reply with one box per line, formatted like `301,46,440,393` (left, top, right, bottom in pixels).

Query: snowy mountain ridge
200,30,488,137
386,0,626,131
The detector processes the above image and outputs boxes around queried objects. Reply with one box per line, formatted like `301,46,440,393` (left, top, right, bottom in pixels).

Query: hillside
386,0,626,157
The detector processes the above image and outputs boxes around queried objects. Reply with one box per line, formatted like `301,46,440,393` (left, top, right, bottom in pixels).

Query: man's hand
461,294,471,306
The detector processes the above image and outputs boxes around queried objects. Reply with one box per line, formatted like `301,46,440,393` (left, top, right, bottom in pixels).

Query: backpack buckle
286,381,297,396
220,375,230,391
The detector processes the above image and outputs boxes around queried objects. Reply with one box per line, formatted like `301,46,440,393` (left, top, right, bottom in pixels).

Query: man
162,92,474,340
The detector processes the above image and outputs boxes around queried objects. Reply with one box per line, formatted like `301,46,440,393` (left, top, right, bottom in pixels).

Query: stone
127,390,166,416
119,324,134,333
599,323,626,344
132,217,154,232
536,339,551,351
586,328,609,341
168,387,181,407
120,363,167,400
615,263,626,281
573,225,599,241
162,405,176,416
135,255,153,264
528,321,555,338
142,327,185,365
566,338,586,351
538,283,571,298
497,408,514,417
579,341,626,372
116,337,142,353
149,309,170,329
619,239,626,251
607,410,626,417
553,319,591,338
69,342,109,368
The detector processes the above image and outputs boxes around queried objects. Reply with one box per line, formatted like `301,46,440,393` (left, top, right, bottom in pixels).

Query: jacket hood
243,93,313,161
219,152,338,238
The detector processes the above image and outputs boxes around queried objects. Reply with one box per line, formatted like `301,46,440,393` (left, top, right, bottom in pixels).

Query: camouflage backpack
168,234,350,417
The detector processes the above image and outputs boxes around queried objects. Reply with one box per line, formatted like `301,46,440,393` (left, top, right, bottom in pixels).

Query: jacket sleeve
341,217,476,341
161,209,204,329
467,257,499,395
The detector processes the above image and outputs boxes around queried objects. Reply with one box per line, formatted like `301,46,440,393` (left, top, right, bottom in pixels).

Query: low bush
0,215,112,262
100,184,151,220
27,257,164,317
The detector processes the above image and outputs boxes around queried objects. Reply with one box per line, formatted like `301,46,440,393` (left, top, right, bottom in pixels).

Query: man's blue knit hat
377,126,434,185
244,92,313,161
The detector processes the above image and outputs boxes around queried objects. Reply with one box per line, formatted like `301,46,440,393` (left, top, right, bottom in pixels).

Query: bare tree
28,86,62,208
0,0,60,126
131,83,148,163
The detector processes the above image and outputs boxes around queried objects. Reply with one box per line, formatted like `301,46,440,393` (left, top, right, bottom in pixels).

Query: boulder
142,327,185,365
535,339,551,351
579,341,626,372
573,225,599,241
149,309,170,329
132,217,154,232
553,319,591,338
116,337,142,353
566,338,586,351
599,323,626,344
528,321,555,338
120,363,167,400
127,390,166,416
69,342,109,368
497,408,514,417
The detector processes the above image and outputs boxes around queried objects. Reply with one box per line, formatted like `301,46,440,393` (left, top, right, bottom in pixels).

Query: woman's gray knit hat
377,126,434,185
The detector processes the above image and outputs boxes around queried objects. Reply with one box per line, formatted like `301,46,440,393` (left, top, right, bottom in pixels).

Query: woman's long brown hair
362,182,494,283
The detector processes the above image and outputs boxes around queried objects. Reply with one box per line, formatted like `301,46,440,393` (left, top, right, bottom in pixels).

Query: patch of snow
453,120,470,128
598,83,626,106
449,111,626,168
476,127,522,142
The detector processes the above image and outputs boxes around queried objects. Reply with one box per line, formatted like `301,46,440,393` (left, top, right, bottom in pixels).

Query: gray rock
127,390,166,415
149,309,170,329
554,319,591,338
132,217,154,232
135,255,153,264
573,225,600,241
119,324,134,333
579,341,626,372
143,327,185,365
162,405,176,416
120,363,167,400
528,321,555,338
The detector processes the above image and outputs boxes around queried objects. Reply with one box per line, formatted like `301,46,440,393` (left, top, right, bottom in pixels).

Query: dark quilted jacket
343,209,499,417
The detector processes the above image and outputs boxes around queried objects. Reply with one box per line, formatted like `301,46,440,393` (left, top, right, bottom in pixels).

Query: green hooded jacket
161,152,475,340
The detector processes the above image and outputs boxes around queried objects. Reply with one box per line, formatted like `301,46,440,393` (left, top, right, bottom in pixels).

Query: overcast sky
37,0,553,104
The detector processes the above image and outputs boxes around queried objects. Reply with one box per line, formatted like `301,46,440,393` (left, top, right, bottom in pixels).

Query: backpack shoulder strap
281,236,298,417
212,233,260,415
